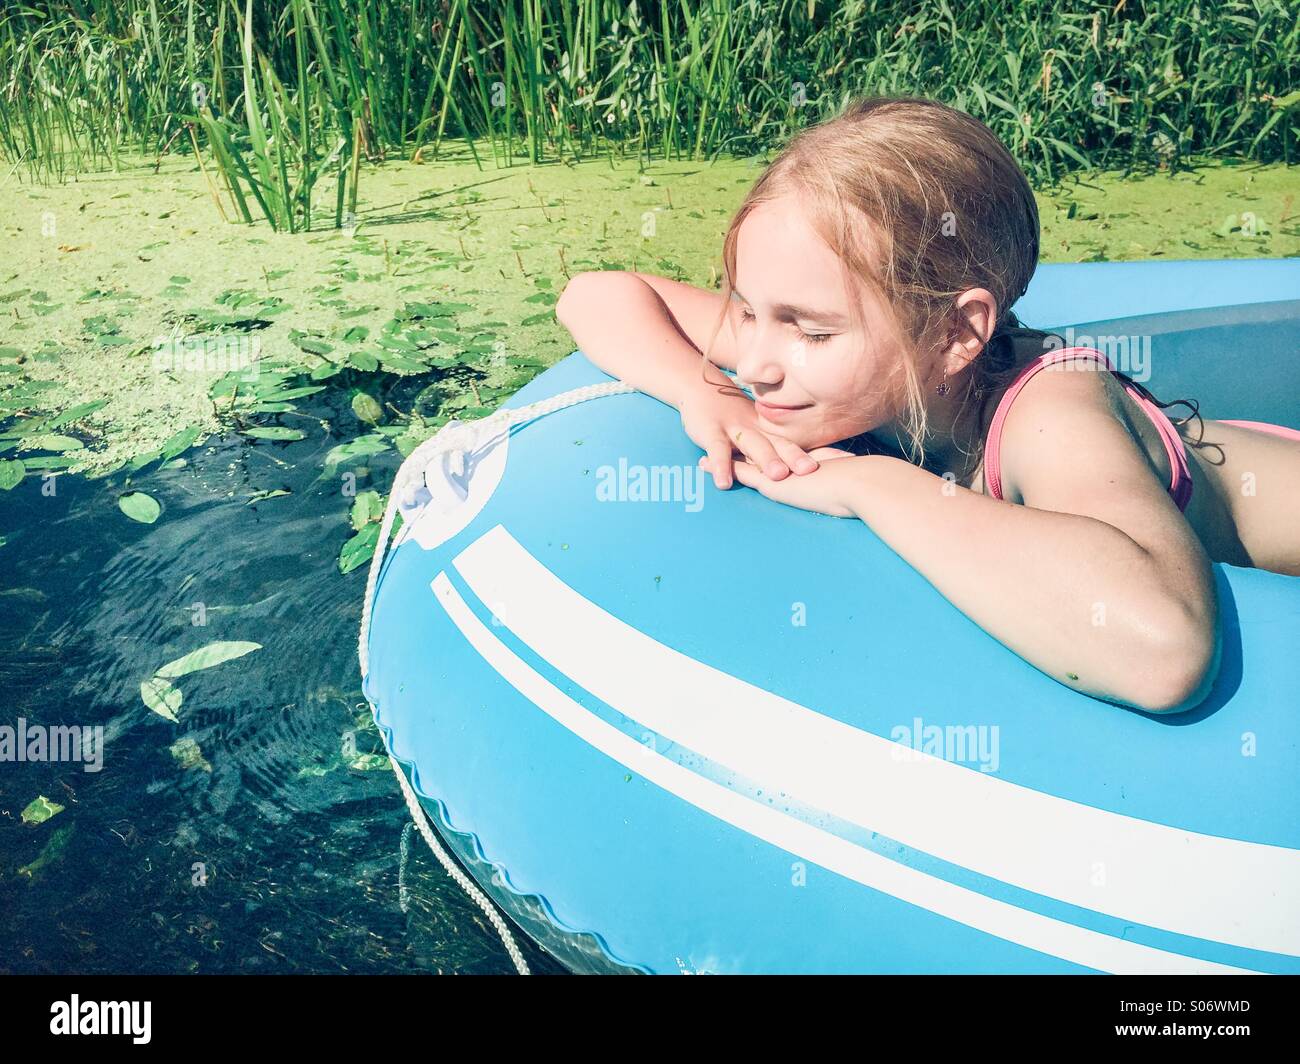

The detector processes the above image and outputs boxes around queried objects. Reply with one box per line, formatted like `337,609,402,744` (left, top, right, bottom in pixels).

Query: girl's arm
556,270,820,482
838,369,1220,715
555,271,738,408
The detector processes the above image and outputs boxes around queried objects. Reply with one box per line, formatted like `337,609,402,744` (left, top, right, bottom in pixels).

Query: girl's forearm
555,271,726,410
841,456,1219,713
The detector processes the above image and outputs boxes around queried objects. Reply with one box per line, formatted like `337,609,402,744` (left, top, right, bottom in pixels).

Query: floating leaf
21,795,64,825
156,640,262,679
378,353,427,373
43,399,108,430
19,824,74,878
22,434,83,452
141,676,183,721
339,523,381,574
351,393,383,424
158,425,202,462
119,491,161,523
19,455,77,471
323,434,390,469
243,427,306,441
399,301,458,320
265,385,325,401
127,448,164,471
347,351,379,372
0,459,24,490
245,488,290,504
350,489,382,530
294,338,335,357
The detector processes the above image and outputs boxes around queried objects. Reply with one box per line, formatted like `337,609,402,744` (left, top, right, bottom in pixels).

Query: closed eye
738,307,834,345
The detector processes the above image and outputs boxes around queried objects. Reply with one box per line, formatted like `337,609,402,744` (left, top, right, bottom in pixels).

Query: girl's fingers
770,437,820,475
730,426,789,480
704,437,734,489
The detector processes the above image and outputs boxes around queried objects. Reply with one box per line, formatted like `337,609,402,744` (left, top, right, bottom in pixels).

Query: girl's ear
944,288,1000,371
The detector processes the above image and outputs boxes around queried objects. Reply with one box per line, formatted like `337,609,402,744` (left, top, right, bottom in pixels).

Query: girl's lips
754,399,810,421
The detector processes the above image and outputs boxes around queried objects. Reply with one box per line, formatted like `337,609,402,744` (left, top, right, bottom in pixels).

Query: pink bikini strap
1128,387,1194,512
983,347,1112,502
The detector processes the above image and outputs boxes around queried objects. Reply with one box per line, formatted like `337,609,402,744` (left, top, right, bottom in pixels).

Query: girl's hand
722,446,863,518
678,376,820,490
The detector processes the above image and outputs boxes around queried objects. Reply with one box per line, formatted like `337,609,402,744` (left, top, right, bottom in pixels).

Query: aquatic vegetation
21,795,65,825
140,640,264,721
118,489,162,523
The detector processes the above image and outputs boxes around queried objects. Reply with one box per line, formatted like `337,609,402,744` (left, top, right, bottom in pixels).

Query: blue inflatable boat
359,257,1300,975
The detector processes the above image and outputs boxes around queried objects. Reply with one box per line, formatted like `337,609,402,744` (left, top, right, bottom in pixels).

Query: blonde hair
702,94,1054,478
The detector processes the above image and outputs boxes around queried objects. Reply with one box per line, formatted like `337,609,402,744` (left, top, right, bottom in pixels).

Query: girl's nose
735,329,786,389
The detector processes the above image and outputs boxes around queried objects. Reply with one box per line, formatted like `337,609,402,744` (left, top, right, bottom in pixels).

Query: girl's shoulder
989,347,1166,505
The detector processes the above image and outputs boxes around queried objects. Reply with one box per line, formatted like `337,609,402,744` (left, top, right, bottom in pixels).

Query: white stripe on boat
449,523,1299,959
430,566,1259,974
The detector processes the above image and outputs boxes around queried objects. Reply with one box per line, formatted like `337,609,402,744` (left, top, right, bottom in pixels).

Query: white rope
388,737,533,974
357,379,636,974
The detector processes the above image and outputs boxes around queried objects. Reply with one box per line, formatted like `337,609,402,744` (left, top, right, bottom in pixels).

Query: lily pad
119,491,162,523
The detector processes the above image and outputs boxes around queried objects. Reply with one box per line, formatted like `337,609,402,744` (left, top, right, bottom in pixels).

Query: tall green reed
1,0,1294,227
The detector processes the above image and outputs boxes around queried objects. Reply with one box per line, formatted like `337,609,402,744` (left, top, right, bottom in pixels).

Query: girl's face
730,194,919,451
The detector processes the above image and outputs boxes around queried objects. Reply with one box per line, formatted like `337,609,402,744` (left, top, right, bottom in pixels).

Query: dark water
0,371,564,974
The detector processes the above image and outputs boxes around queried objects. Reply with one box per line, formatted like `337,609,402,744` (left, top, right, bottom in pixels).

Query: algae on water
0,151,1296,484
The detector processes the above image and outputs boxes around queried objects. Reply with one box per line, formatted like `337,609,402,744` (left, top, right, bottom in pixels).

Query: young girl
556,95,1300,716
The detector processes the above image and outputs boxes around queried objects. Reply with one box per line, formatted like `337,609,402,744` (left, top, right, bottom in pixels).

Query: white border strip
451,523,1299,958
430,570,1253,974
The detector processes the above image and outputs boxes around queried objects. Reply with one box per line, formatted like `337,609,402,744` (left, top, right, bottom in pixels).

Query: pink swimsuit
982,347,1300,512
